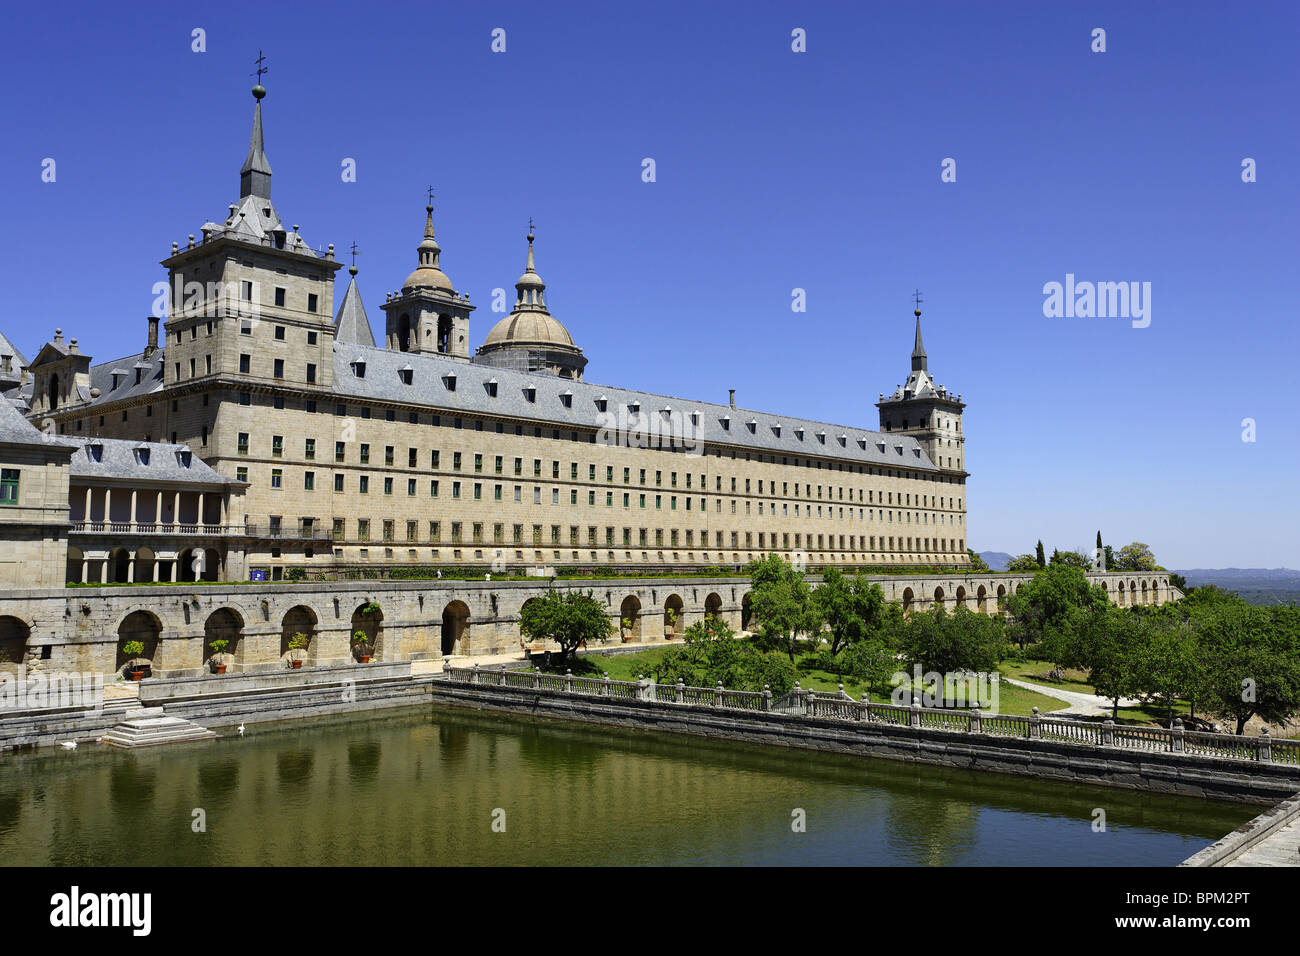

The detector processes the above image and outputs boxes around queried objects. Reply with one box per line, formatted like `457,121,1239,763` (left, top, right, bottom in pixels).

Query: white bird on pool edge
59,740,77,750
237,723,245,736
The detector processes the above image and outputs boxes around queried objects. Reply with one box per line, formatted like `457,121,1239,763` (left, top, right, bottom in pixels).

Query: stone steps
100,715,219,749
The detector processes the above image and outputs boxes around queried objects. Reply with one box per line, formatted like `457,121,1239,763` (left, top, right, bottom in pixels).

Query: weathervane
912,289,924,312
349,241,361,268
426,186,436,206
252,49,268,83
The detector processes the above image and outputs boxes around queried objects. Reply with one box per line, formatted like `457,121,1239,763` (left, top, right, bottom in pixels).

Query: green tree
1114,542,1158,572
1128,616,1201,721
518,589,613,664
1050,549,1092,569
1006,554,1039,573
1191,604,1300,734
812,567,885,656
1035,540,1046,568
649,617,795,694
897,605,1005,675
966,550,990,572
747,555,822,663
1007,563,1109,653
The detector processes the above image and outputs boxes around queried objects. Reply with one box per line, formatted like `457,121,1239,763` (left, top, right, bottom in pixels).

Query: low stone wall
138,661,411,703
1181,790,1300,865
429,677,1300,806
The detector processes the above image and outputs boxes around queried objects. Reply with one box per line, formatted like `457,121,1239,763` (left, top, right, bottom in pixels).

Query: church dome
400,205,455,293
482,311,576,349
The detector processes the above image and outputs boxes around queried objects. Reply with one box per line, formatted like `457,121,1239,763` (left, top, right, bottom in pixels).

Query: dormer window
443,373,456,392
838,435,847,446
88,442,103,463
399,365,413,386
816,431,826,443
595,395,608,413
351,360,366,378
627,401,640,414
561,391,573,408
746,419,757,433
720,416,730,430
772,424,781,437
485,379,498,397
689,411,700,426
177,449,192,468
523,386,536,403
895,445,904,455
795,427,804,440
134,446,151,466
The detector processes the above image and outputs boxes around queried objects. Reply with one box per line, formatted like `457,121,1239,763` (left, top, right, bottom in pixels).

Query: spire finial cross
912,289,923,311
426,186,435,207
252,49,268,83
350,241,360,267
528,217,535,236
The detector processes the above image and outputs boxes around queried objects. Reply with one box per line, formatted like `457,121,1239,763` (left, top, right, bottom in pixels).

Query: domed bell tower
381,198,474,359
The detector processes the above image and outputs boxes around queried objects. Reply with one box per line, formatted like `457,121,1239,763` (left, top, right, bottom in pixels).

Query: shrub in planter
121,640,148,680
351,629,374,663
208,639,230,674
287,632,310,669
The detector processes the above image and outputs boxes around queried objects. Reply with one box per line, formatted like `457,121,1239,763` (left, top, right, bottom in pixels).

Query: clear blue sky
2,1,1296,568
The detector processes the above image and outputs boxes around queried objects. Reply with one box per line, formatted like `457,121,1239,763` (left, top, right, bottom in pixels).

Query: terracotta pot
213,663,228,675
290,659,303,669
358,654,371,664
128,668,144,681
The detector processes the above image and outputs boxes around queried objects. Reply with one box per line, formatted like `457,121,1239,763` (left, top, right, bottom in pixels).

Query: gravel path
1003,677,1139,717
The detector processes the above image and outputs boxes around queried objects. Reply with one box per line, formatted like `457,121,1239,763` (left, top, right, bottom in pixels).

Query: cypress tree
1035,540,1046,568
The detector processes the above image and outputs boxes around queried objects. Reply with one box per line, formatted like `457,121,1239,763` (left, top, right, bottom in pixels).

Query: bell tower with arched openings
380,197,474,360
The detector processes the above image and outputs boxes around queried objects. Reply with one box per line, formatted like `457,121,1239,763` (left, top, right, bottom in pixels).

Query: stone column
127,551,136,583
80,558,88,583
156,490,164,526
198,493,206,527
129,489,138,531
82,486,91,523
174,490,181,525
99,559,107,584
104,487,112,526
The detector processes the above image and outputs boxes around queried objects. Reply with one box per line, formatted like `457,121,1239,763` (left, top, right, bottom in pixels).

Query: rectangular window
306,363,316,384
271,469,282,489
239,354,251,373
385,446,395,466
237,432,249,455
307,293,318,313
335,441,346,463
383,477,393,496
304,471,315,490
0,469,18,505
359,476,370,494
408,478,416,496
334,474,344,492
273,358,284,379
360,444,370,464
305,438,316,460
272,435,283,458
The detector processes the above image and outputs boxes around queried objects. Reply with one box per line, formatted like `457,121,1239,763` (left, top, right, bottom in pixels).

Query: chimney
145,316,159,357
728,389,735,408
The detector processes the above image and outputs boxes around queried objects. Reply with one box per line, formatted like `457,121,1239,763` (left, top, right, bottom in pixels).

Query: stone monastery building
0,82,969,588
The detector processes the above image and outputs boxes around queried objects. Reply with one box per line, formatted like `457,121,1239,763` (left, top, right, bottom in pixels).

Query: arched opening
437,314,452,353
66,545,84,584
663,594,683,638
741,592,753,630
116,610,161,671
703,592,722,621
352,601,385,661
996,584,1006,613
1151,581,1160,605
177,547,197,583
976,585,987,614
933,586,945,610
47,373,59,411
109,547,131,583
202,548,221,582
620,595,642,642
902,587,914,616
132,546,156,584
204,608,244,668
955,586,967,609
281,605,318,664
441,601,470,656
397,314,411,352
1117,582,1126,606
1141,580,1149,605
0,616,31,676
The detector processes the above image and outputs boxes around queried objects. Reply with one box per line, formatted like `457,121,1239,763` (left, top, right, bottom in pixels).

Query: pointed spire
334,265,375,348
911,309,927,372
515,225,546,310
240,82,273,199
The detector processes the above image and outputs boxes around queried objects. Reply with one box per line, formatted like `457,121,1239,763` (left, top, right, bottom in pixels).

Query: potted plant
664,606,678,638
621,616,635,643
121,640,148,680
208,638,229,674
287,632,309,669
352,629,374,664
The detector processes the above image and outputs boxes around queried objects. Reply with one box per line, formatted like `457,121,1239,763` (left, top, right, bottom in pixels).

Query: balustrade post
1102,719,1115,747
1260,727,1272,763
602,672,610,697
910,698,921,728
1029,707,1041,739
714,681,724,708
565,668,573,693
676,679,684,704
762,684,772,713
969,705,982,734
533,667,541,690
838,683,847,699
793,682,803,715
1171,718,1185,753
470,663,479,684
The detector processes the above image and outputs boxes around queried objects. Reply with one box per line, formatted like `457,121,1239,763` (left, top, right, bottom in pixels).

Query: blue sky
1,1,1296,568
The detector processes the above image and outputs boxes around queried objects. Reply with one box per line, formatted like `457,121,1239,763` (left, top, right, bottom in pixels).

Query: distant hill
978,551,1014,572
1172,568,1300,606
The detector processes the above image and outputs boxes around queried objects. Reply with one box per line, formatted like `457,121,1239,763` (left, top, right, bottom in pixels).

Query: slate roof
85,349,167,405
0,396,75,448
67,437,237,485
0,329,28,371
333,273,375,347
331,344,941,472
